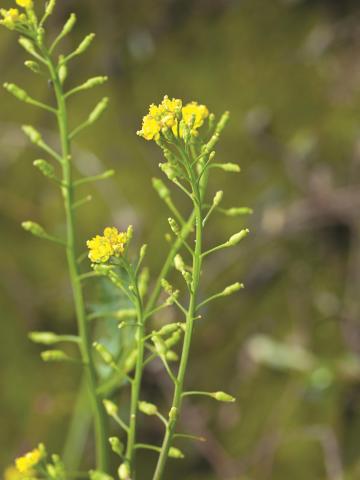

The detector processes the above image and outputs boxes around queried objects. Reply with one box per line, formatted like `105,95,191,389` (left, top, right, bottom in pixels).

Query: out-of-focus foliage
1,0,360,478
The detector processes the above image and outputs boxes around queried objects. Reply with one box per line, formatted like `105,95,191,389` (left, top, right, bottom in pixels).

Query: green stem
152,195,203,480
125,279,146,478
45,55,109,471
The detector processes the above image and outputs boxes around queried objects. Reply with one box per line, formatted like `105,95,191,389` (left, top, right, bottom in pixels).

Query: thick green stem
45,57,109,471
152,196,203,480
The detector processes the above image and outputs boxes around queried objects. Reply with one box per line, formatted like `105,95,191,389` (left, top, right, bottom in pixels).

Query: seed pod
33,159,56,179
166,350,179,362
152,177,170,200
223,207,253,216
152,335,167,356
74,33,95,55
88,97,109,124
109,436,124,457
158,323,180,336
103,399,118,417
18,37,37,56
118,462,131,480
211,391,236,402
29,331,60,345
168,447,184,459
168,217,180,235
165,331,182,349
22,221,47,238
3,82,28,101
138,401,158,416
227,228,250,246
215,163,240,172
222,282,244,296
61,13,77,37
22,125,42,144
41,350,71,362
212,190,223,207
24,60,41,74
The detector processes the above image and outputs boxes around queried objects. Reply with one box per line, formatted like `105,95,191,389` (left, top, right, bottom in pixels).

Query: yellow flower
137,114,161,141
16,0,33,8
87,227,129,263
15,447,42,474
182,101,209,130
4,466,22,480
0,8,25,29
103,226,128,255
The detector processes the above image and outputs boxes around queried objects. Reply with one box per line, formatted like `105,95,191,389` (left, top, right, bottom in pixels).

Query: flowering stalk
137,96,250,480
1,0,110,472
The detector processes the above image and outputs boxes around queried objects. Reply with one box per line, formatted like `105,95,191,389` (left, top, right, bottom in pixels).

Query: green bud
33,159,56,179
174,254,185,272
115,308,136,320
165,331,182,349
41,350,71,362
88,97,109,124
61,13,77,37
152,177,170,200
89,470,114,480
169,447,184,459
22,125,42,144
22,221,47,238
215,162,240,172
138,267,150,298
168,217,180,235
29,331,61,345
227,228,250,246
139,244,147,262
44,0,57,18
223,207,252,216
161,278,173,294
124,349,138,373
138,401,158,416
78,76,108,91
24,60,41,74
158,323,180,336
18,37,37,56
212,190,223,207
166,350,179,362
152,335,167,356
3,83,28,102
58,62,68,85
211,391,236,402
222,282,244,296
109,436,124,457
169,406,178,421
118,462,131,480
75,33,96,55
103,399,118,417
93,342,115,366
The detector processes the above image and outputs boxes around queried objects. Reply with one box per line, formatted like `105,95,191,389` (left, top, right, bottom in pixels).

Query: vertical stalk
125,284,145,478
45,56,109,471
152,189,203,480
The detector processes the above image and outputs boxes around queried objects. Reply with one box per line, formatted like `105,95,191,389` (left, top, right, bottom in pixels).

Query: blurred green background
1,0,360,478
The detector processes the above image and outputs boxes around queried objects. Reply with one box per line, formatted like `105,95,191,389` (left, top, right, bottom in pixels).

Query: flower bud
109,437,124,457
115,308,136,320
152,335,167,356
89,470,113,480
88,97,109,124
168,447,184,459
61,13,77,37
223,207,253,216
74,32,95,55
22,125,42,144
24,60,41,74
118,462,131,480
80,76,108,91
93,342,115,367
169,406,178,421
22,221,47,238
226,228,250,246
44,0,56,17
161,279,173,294
212,190,223,207
215,163,240,172
158,323,179,336
211,391,236,402
152,177,170,200
3,82,28,102
33,159,56,179
103,399,118,417
139,244,147,262
41,350,71,362
138,401,158,416
222,282,244,296
29,331,60,345
18,36,37,56
166,350,179,362
58,62,67,84
174,254,185,272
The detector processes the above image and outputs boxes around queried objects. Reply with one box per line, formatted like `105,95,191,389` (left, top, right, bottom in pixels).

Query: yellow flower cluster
0,0,33,30
15,447,42,474
4,466,22,480
137,96,209,141
87,227,129,263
